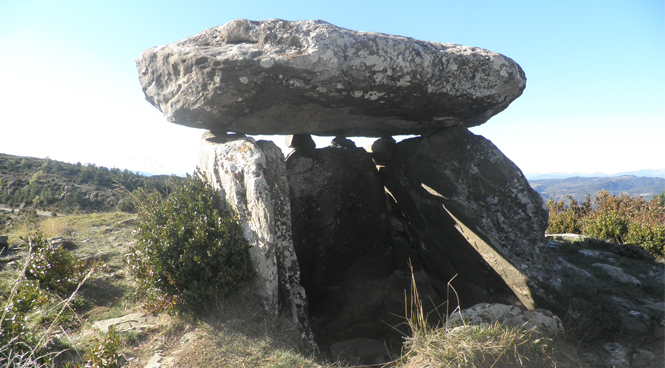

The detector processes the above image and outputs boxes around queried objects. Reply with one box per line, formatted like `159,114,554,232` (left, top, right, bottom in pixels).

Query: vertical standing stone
286,147,396,345
199,132,316,351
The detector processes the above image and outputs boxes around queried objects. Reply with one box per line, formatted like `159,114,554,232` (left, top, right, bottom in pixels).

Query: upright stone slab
137,19,526,136
376,127,555,310
199,132,315,350
286,147,396,346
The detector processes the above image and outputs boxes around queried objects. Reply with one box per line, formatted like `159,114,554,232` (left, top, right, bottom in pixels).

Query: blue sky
0,0,663,176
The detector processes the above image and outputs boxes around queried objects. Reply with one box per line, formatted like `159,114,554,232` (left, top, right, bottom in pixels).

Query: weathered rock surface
285,134,316,150
137,19,526,136
93,313,159,333
593,263,642,286
199,132,316,350
446,303,565,336
546,234,656,261
604,342,634,368
375,127,553,310
582,344,659,368
546,236,664,340
286,147,394,293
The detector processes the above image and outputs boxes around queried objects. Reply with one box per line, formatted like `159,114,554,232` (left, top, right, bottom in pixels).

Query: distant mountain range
525,169,665,180
528,175,665,202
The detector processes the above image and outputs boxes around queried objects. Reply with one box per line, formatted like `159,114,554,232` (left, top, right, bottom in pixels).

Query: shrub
1,233,88,362
546,190,665,258
128,169,254,312
21,233,86,296
626,222,665,257
84,326,121,368
546,195,591,234
0,283,45,350
583,210,629,243
115,197,136,213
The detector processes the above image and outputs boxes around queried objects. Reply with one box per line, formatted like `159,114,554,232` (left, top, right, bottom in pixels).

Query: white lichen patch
365,91,385,100
397,75,412,87
260,58,275,68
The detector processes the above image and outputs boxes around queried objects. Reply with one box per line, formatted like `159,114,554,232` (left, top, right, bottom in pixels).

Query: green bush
1,233,87,362
21,233,86,296
546,190,665,258
583,210,629,244
0,283,45,350
546,195,591,234
626,222,665,257
84,326,121,368
115,197,136,213
128,169,254,312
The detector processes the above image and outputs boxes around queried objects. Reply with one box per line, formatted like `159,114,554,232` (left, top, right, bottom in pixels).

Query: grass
389,267,586,368
399,323,556,368
5,212,135,245
0,212,333,367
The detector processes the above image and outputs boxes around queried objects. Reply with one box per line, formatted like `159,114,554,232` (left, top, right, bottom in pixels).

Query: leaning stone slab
137,19,526,136
377,127,554,310
199,132,316,351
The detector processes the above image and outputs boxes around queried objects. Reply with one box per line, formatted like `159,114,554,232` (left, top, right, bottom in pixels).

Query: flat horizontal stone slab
137,19,526,136
93,312,159,333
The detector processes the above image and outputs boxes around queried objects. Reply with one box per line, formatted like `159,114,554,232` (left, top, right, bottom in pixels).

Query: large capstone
137,19,526,136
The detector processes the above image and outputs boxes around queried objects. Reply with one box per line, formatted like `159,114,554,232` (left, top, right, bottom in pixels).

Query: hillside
529,175,665,202
0,153,183,231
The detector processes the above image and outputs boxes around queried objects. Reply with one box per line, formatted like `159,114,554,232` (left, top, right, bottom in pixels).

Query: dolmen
137,19,571,354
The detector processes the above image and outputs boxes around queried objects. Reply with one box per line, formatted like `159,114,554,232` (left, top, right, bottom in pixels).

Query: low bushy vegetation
128,169,254,313
547,190,665,258
0,168,255,367
0,233,91,365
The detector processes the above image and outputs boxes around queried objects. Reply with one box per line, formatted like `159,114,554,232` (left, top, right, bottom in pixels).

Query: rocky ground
545,234,664,367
